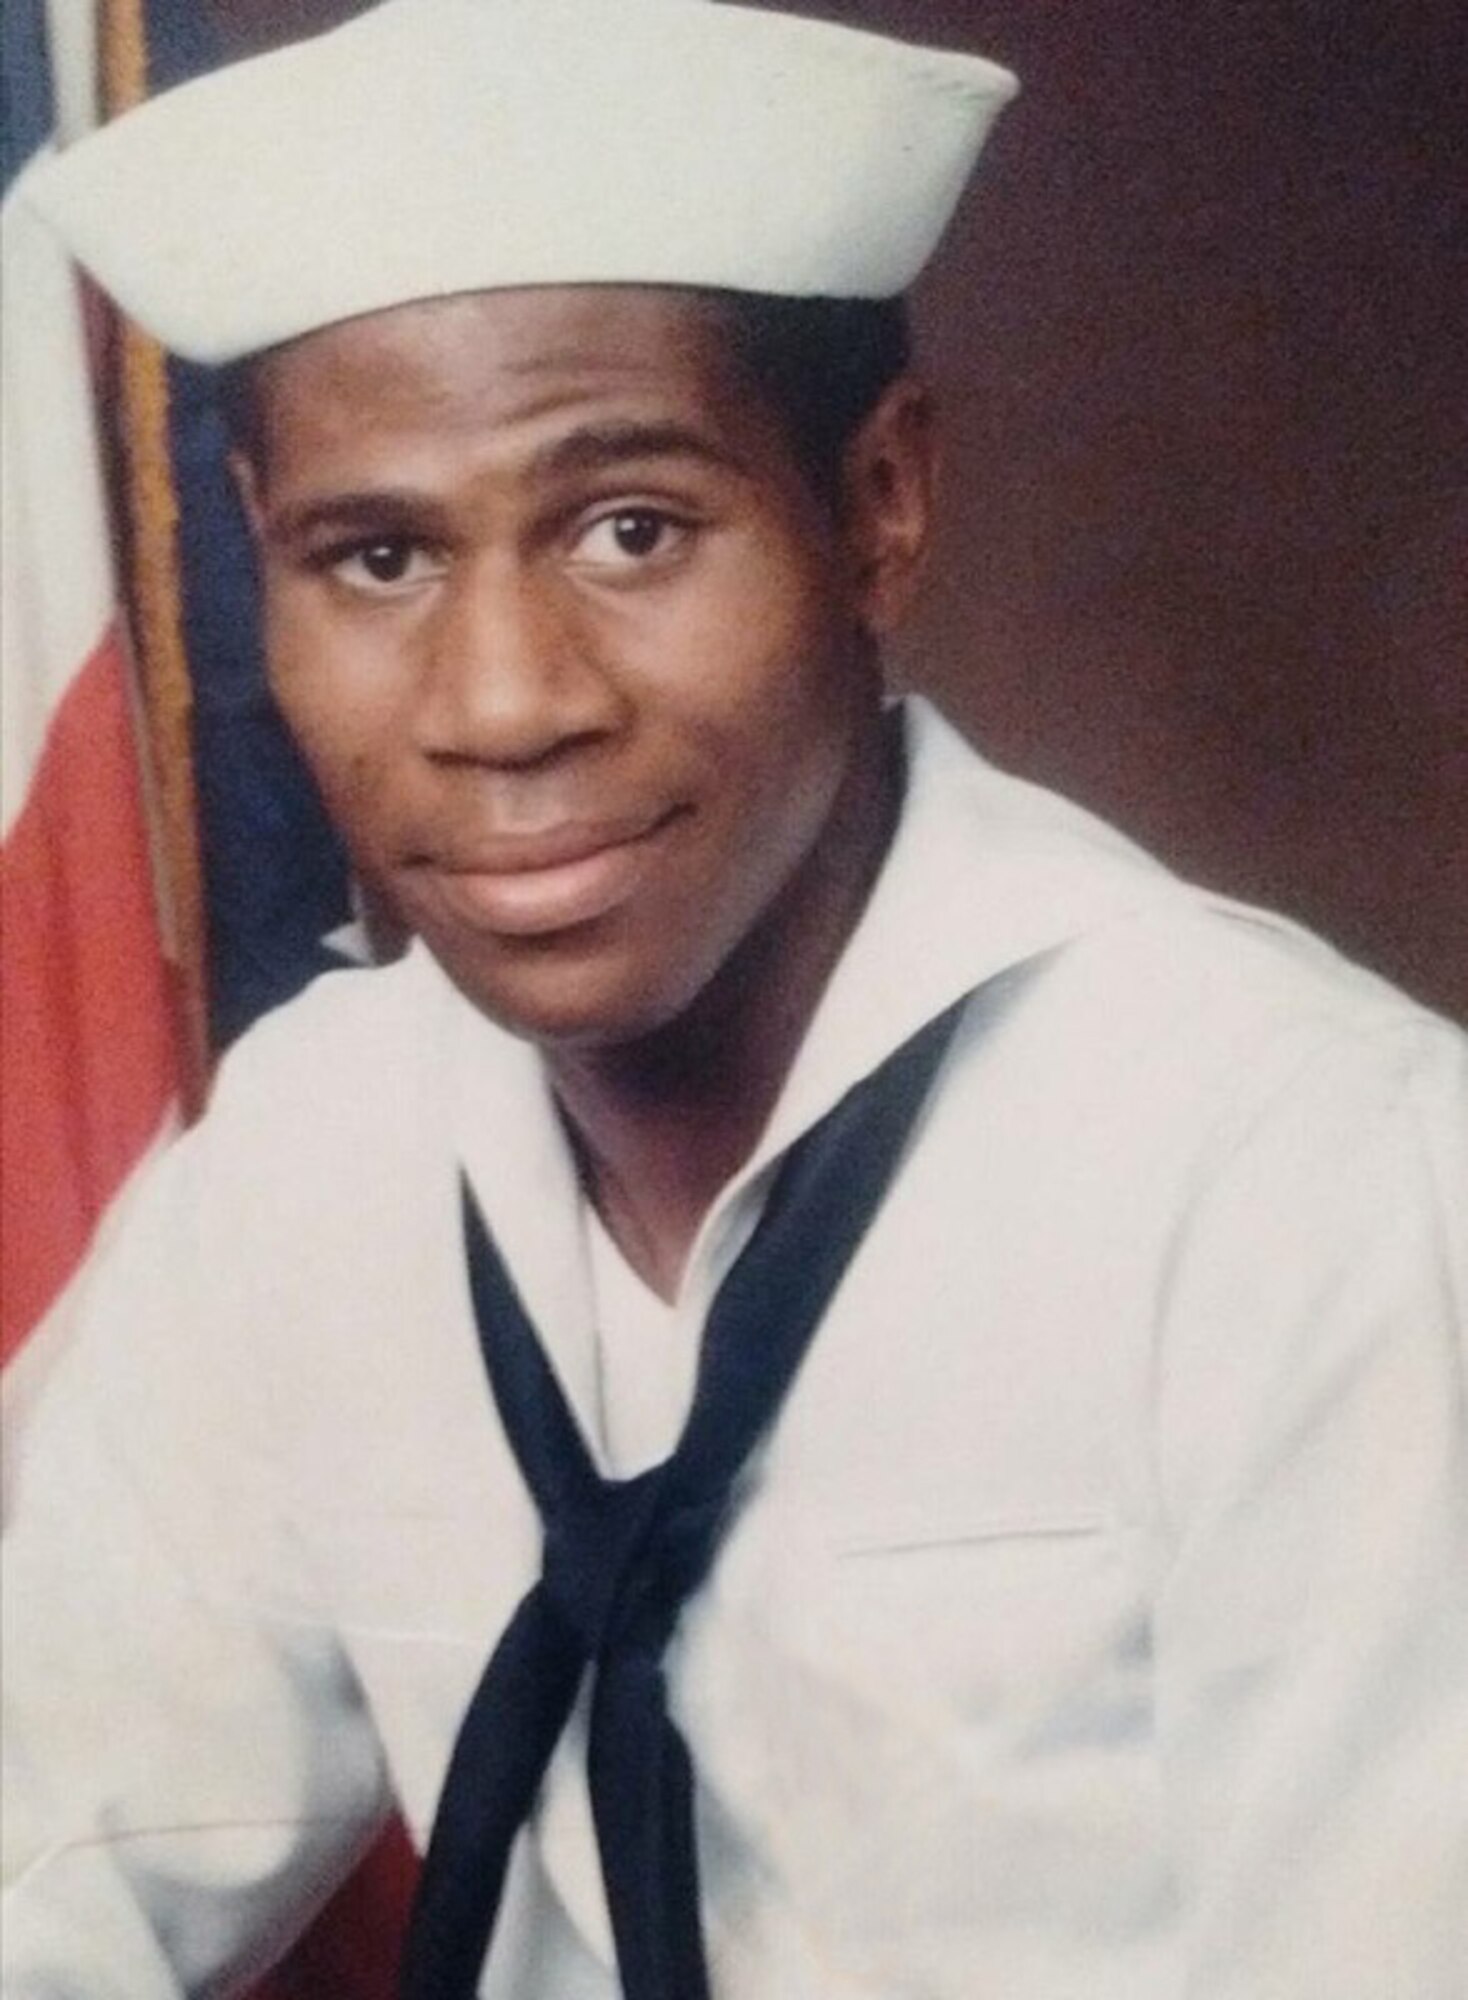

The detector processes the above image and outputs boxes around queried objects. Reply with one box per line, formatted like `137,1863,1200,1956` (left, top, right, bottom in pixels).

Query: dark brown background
207,0,1468,1019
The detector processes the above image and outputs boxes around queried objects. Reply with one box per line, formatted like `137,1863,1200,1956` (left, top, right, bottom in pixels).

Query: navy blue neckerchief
400,996,968,1999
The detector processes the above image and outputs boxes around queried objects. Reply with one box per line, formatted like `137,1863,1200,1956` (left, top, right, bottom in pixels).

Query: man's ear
229,448,266,543
838,375,938,636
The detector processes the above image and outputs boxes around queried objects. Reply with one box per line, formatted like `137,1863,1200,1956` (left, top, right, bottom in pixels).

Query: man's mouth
413,808,684,937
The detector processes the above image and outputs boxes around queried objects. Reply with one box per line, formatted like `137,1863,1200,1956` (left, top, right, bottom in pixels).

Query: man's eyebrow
265,489,444,544
264,425,747,542
530,421,750,483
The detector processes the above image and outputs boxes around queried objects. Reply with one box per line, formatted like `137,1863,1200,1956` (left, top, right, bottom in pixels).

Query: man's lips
411,808,684,937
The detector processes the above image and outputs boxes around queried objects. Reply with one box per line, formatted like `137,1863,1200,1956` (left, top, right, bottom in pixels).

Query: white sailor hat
23,0,1018,365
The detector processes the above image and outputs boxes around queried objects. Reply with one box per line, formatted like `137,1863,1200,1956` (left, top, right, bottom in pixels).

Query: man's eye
324,539,444,593
573,509,689,569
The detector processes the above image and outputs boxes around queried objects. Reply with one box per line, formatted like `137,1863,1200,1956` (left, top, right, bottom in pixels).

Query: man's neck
546,719,903,1301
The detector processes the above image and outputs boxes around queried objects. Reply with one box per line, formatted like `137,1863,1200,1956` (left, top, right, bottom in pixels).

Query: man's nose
413,557,626,767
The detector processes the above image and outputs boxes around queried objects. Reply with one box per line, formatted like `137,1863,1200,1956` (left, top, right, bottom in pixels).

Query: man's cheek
323,744,393,830
272,694,378,831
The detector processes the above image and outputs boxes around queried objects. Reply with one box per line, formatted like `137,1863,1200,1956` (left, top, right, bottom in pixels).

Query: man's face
240,287,917,1048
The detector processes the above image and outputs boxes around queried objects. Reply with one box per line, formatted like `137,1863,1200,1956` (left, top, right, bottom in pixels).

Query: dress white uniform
5,699,1467,1997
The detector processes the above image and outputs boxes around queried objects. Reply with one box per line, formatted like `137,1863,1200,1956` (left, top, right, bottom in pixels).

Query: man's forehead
246,288,793,494
250,288,758,449
263,287,732,387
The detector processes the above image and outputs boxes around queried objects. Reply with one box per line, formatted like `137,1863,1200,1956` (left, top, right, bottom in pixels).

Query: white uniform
5,700,1467,1997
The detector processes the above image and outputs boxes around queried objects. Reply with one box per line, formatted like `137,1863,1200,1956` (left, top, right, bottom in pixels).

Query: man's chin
425,929,707,1056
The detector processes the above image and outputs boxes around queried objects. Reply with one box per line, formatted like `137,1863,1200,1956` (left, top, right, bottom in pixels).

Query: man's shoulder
949,874,1466,1243
991,857,1464,1149
1076,887,1438,1036
217,942,448,1082
902,700,1454,1064
187,944,487,1183
908,698,1455,1045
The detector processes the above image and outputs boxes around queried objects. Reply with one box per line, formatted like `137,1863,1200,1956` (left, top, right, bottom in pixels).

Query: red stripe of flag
1,621,180,1361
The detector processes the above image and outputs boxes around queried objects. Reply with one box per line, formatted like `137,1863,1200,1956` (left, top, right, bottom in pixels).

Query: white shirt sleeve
1,1132,391,1997
1152,1018,1468,1997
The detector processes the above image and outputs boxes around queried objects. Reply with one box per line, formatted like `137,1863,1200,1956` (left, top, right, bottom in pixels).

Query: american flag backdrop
1,0,413,1989
1,0,184,1373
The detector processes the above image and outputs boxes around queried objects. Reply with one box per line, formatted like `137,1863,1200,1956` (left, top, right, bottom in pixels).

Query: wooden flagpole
98,0,212,1115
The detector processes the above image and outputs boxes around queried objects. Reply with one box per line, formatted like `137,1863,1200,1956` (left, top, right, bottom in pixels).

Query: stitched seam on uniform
831,1516,1113,1558
4,1812,370,1895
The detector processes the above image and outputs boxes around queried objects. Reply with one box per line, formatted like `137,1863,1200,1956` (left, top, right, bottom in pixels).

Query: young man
6,2,1467,1995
